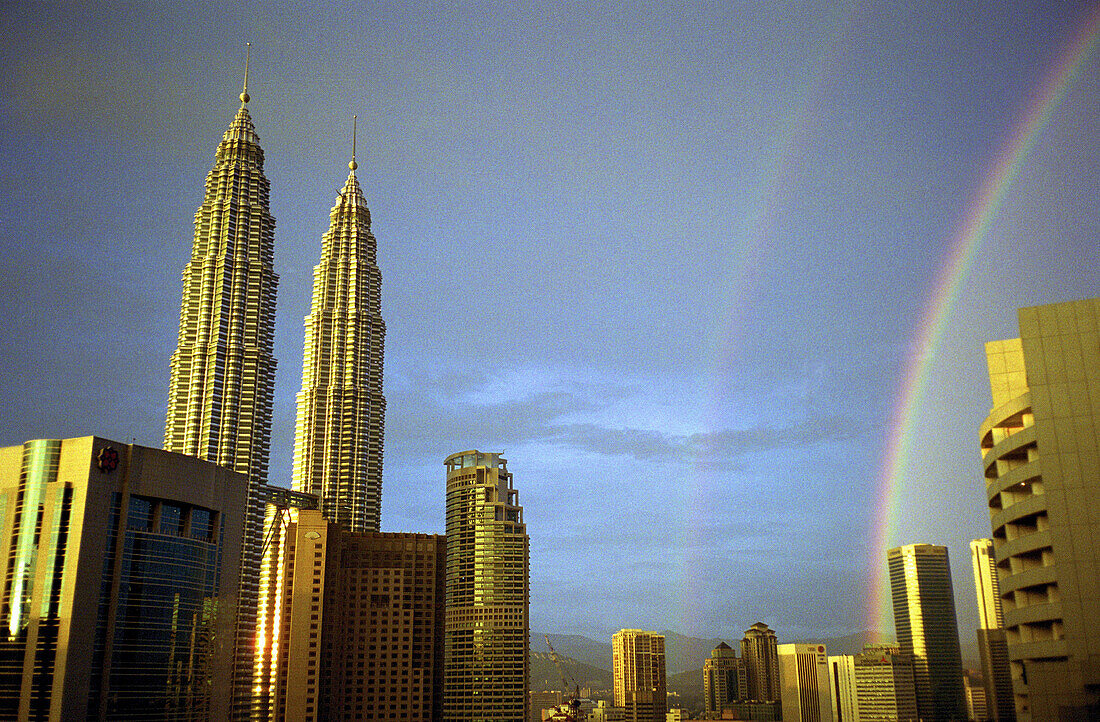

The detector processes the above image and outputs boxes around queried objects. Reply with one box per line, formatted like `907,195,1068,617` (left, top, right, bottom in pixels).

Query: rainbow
864,6,1100,635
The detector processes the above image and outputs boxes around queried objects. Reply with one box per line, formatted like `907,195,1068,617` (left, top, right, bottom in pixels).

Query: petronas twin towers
165,64,386,529
293,145,387,531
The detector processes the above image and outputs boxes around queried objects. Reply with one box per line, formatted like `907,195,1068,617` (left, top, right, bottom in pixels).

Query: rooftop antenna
240,42,251,105
350,115,358,172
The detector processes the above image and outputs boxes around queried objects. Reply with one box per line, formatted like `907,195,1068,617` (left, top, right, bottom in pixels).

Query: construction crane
543,635,584,722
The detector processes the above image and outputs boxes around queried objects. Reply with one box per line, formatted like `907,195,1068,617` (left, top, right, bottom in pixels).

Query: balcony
983,425,1037,479
990,491,1046,531
996,529,1052,561
1004,600,1062,628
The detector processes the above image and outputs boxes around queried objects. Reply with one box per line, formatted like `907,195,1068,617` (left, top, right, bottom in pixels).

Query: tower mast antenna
350,115,358,172
241,42,251,105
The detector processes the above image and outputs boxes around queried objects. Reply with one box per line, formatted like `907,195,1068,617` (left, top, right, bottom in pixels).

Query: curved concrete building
980,299,1100,720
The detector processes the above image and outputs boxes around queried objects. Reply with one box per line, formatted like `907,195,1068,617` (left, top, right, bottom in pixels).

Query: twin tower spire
164,49,386,533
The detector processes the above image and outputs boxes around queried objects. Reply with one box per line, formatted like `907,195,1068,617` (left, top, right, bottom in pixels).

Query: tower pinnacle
240,42,251,105
350,115,358,172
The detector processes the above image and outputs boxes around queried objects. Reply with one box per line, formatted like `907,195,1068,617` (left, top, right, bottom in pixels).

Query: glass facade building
0,437,247,721
443,451,529,722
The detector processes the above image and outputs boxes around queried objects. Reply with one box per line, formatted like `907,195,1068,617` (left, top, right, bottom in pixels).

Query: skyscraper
971,538,1015,721
887,543,965,722
703,642,746,716
0,436,248,720
443,451,529,722
613,630,667,722
741,622,780,703
163,56,277,717
777,644,833,722
980,298,1100,720
165,55,277,484
292,124,386,532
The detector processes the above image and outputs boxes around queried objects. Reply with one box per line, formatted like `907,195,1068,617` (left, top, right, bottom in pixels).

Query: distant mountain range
533,629,896,676
530,629,898,717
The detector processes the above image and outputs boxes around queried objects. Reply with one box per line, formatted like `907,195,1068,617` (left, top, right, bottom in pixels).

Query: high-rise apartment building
443,451,529,721
777,644,833,722
971,538,1015,721
163,62,278,715
292,138,386,532
887,543,965,722
253,509,446,721
612,630,667,722
703,642,746,716
741,622,780,703
0,436,248,720
980,299,1100,720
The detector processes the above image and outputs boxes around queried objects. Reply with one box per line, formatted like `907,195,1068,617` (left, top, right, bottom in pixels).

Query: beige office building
777,644,833,722
0,436,248,721
980,299,1100,719
613,630,667,722
292,147,386,533
851,644,917,722
253,509,446,721
443,451,529,721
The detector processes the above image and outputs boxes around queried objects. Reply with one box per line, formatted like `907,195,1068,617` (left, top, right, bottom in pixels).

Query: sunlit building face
442,451,529,722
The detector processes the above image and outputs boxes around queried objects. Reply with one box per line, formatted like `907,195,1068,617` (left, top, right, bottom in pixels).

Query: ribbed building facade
980,299,1100,720
443,451,529,722
164,77,277,717
292,151,386,532
613,630,667,722
887,543,965,722
776,644,832,722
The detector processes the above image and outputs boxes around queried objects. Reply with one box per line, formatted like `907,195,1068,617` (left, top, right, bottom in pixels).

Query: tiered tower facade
292,137,386,531
163,63,277,718
165,81,277,483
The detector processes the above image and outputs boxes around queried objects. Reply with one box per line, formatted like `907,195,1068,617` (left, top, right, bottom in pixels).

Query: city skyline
3,1,1100,648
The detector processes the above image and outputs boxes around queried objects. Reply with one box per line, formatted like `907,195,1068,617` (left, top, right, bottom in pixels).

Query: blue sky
3,0,1100,656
